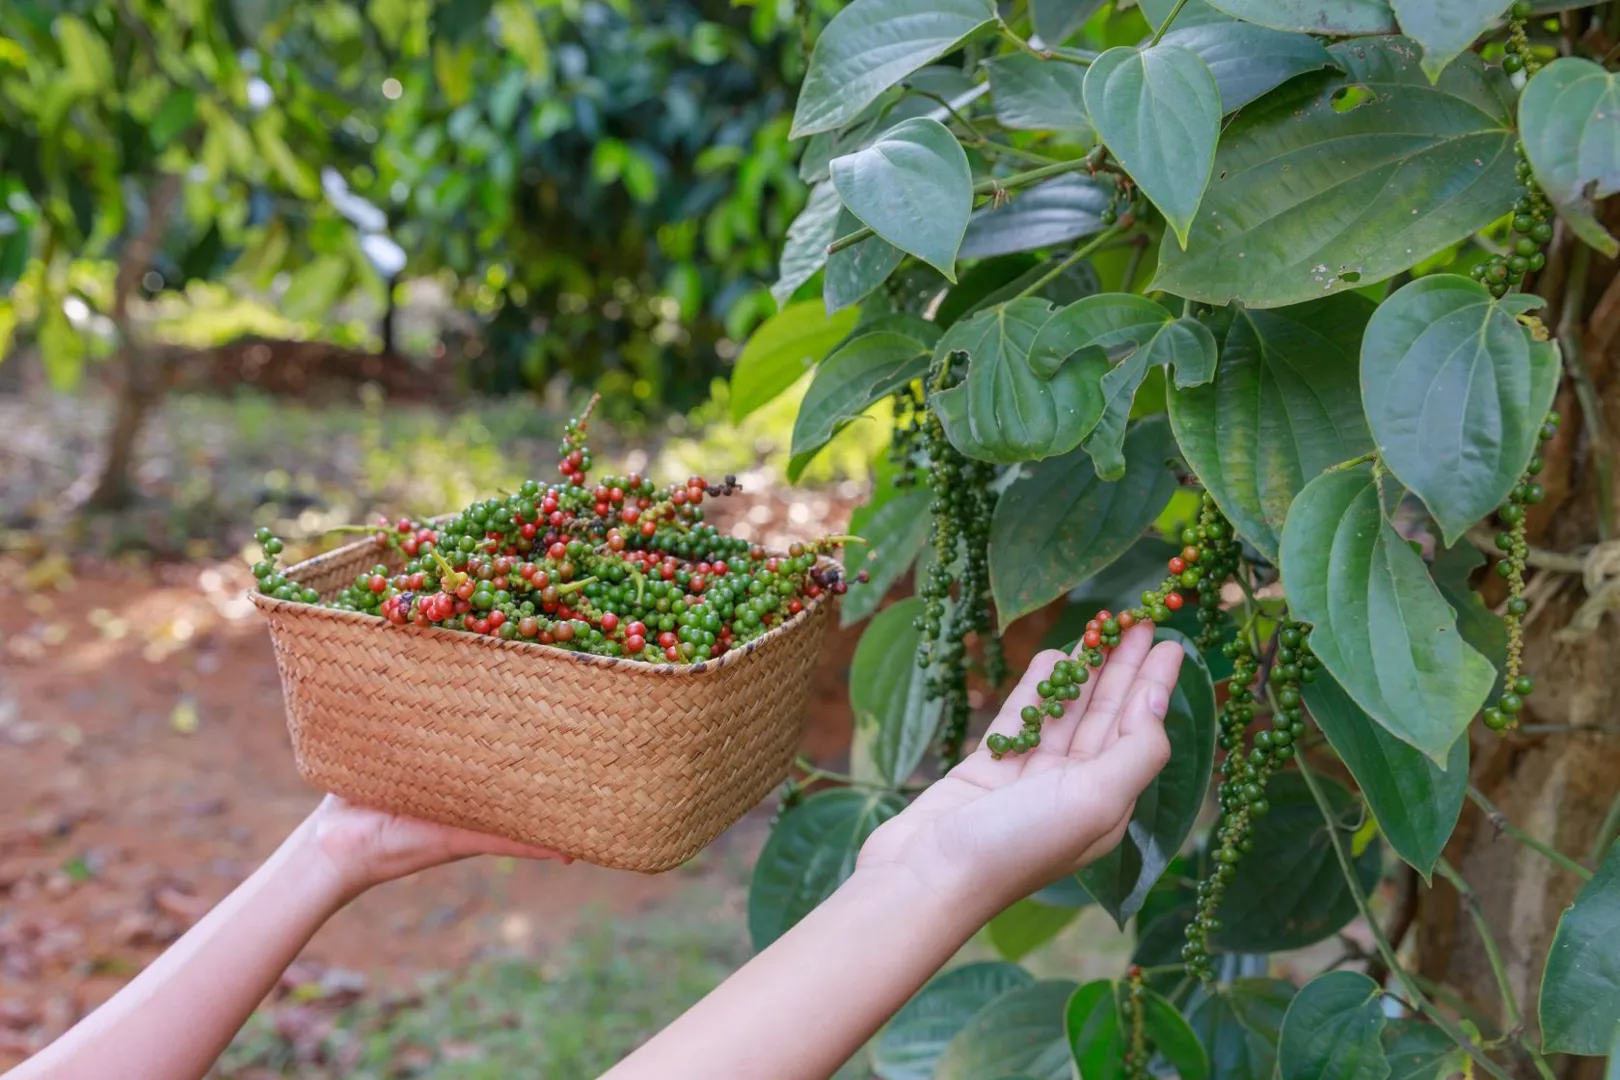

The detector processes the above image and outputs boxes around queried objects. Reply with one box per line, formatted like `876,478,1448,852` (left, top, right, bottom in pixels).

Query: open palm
858,624,1182,913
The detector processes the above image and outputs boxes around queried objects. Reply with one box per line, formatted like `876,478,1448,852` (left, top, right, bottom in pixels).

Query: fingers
1068,624,1156,759
449,828,574,864
956,648,1069,783
1072,642,1181,808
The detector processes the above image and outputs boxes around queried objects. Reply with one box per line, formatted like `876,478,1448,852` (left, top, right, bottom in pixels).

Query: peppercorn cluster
1182,621,1316,982
250,398,851,665
1121,966,1148,1080
1482,409,1559,731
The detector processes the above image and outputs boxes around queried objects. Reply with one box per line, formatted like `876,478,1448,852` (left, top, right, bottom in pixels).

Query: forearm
9,816,349,1080
605,865,992,1080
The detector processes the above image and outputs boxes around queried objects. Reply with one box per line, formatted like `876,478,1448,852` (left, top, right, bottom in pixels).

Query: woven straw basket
251,534,835,872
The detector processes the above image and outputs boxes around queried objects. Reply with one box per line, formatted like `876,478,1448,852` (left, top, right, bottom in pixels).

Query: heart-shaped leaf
1361,275,1562,546
937,979,1078,1080
1212,772,1383,952
791,0,996,138
1167,295,1376,562
1520,57,1620,257
1161,22,1338,113
790,330,932,473
958,175,1116,260
933,298,1110,464
773,181,843,309
1083,43,1221,247
987,54,1090,130
730,302,861,423
1079,627,1216,924
1277,971,1390,1080
988,416,1178,630
1152,39,1519,307
748,789,904,950
1205,0,1396,33
1538,840,1620,1055
1392,0,1513,82
1186,979,1297,1080
850,598,945,787
1278,465,1496,762
874,962,1035,1080
831,117,973,280
1305,672,1466,880
826,207,906,314
1067,980,1126,1080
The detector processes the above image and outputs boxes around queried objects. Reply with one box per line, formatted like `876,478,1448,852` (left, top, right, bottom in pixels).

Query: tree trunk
381,272,401,357
86,174,181,512
1416,225,1620,1079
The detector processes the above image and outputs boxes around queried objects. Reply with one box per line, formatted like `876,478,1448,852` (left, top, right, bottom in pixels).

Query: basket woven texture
252,536,834,872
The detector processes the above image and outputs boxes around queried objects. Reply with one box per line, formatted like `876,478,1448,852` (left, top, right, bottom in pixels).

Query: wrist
844,861,1003,939
283,813,368,913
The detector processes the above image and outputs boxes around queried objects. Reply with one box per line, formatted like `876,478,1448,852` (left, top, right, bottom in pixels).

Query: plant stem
1295,756,1516,1080
1148,0,1192,45
1466,785,1593,881
1325,451,1379,472
1014,224,1130,300
826,151,1104,255
997,17,1049,58
1434,859,1556,1080
555,576,598,595
1122,234,1150,293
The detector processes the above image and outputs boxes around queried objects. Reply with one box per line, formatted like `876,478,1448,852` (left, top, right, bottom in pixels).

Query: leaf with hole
1305,672,1466,880
1212,773,1383,952
1205,0,1396,33
730,302,861,423
1538,840,1620,1055
1161,22,1338,113
1079,627,1216,925
987,54,1089,131
1279,465,1495,762
936,979,1078,1080
1153,38,1519,307
790,0,997,138
790,330,932,477
1520,57,1620,257
773,181,843,309
932,298,1110,465
1083,44,1221,248
1277,971,1389,1080
748,789,905,950
831,117,972,281
1167,294,1376,562
873,962,1035,1080
958,175,1116,260
849,599,944,787
1361,275,1562,546
988,416,1178,630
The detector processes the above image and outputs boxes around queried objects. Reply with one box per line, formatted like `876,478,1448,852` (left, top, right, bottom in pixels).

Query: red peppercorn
600,612,619,633
1083,629,1102,649
626,634,645,653
1168,556,1186,574
1166,592,1185,611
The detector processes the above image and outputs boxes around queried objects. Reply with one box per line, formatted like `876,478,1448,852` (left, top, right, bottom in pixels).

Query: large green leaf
1382,1020,1467,1080
1186,979,1296,1080
1067,980,1126,1080
1079,627,1216,924
874,962,1035,1080
1167,295,1375,562
747,789,905,950
831,117,971,281
850,599,944,787
1152,39,1519,307
1083,44,1221,248
1161,22,1338,114
1539,841,1620,1055
1520,58,1620,258
989,898,1082,960
1278,466,1495,762
790,0,997,138
958,175,1116,260
987,54,1090,131
1212,772,1383,953
1361,275,1562,546
933,298,1110,465
790,330,932,474
1277,971,1390,1080
988,416,1178,630
1306,673,1466,880
1033,0,1107,44
1205,0,1396,33
937,979,1077,1080
730,302,861,423
843,483,934,627
1139,0,1234,30
1393,0,1513,82
1143,988,1212,1080
773,181,843,309
825,207,906,314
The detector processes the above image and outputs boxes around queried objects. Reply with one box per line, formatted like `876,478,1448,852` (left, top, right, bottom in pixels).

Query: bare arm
6,798,566,1080
607,624,1181,1080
